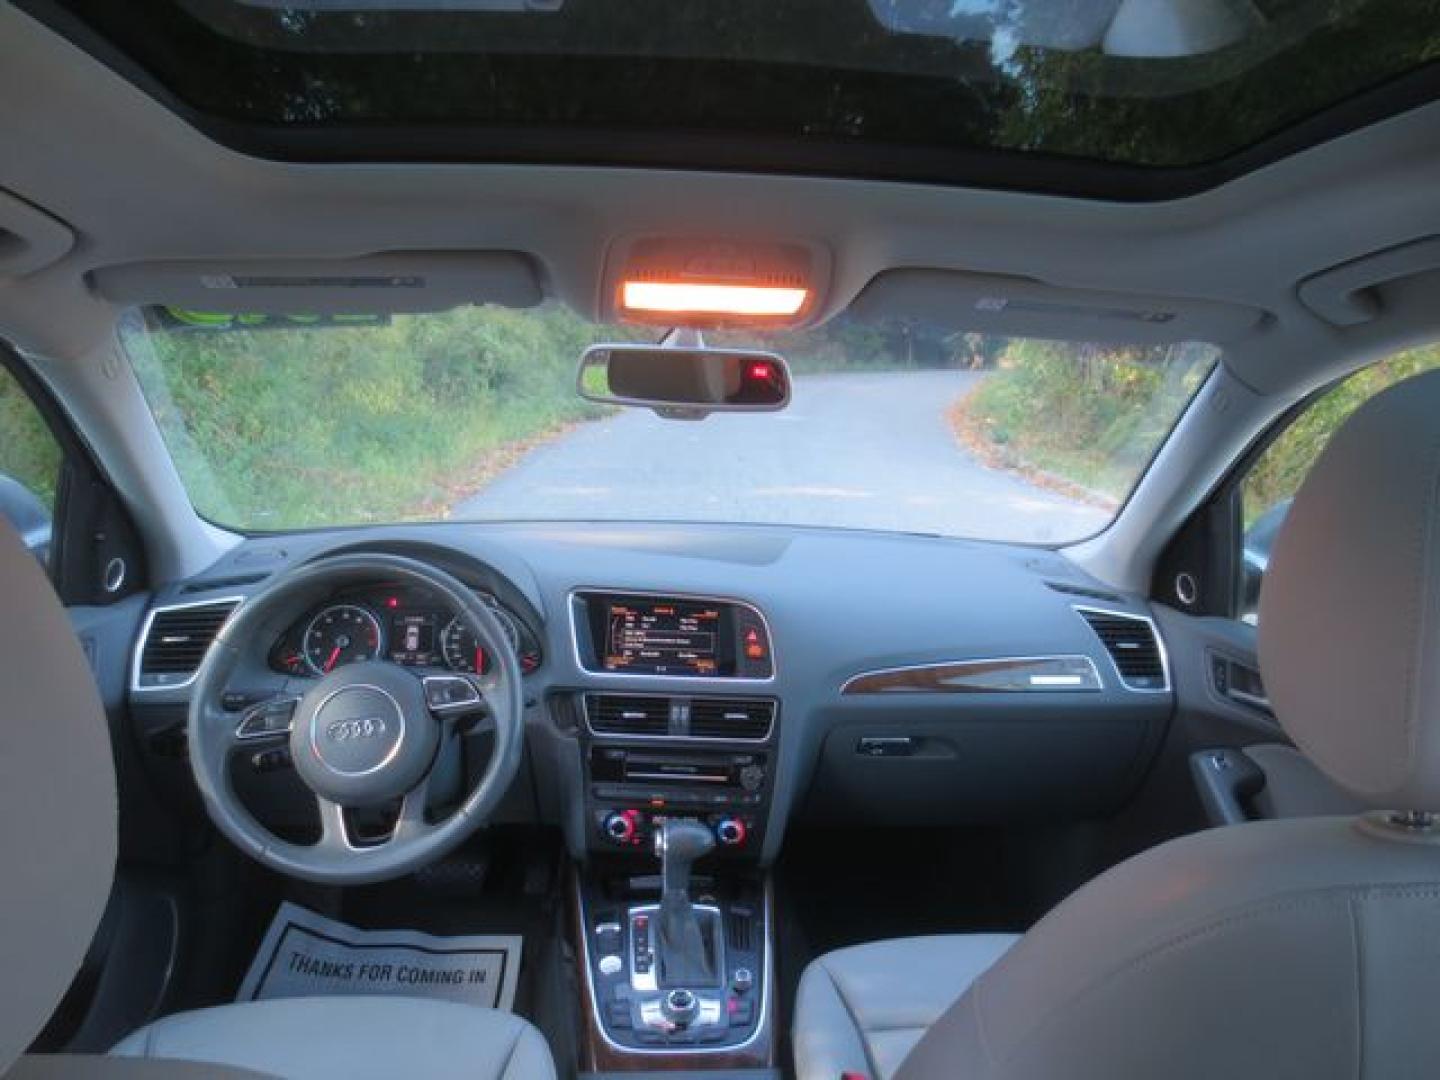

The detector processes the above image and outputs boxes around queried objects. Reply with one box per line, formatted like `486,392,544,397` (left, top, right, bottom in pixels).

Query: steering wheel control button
234,696,300,740
249,747,292,773
422,675,481,712
732,967,754,994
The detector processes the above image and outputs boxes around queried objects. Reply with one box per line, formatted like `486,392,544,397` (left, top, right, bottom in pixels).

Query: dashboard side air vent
585,694,672,736
688,698,776,741
1076,607,1169,691
134,598,241,689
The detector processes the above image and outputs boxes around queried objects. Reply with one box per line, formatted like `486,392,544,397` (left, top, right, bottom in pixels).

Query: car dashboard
125,522,1172,866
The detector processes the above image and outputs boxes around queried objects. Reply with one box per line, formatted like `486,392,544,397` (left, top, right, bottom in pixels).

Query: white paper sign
238,902,523,1012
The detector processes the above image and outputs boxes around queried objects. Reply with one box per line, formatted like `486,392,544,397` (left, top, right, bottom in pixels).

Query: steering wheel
186,553,525,885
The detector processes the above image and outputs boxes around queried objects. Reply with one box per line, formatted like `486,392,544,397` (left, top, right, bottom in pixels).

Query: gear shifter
654,818,719,987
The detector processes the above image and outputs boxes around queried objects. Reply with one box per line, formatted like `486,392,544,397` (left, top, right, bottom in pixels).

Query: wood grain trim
841,655,1103,695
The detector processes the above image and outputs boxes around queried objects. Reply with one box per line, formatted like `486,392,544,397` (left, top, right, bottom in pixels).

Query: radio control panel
581,707,776,858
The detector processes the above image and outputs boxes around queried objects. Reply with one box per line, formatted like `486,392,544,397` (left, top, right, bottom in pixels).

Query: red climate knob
603,811,639,844
715,817,747,847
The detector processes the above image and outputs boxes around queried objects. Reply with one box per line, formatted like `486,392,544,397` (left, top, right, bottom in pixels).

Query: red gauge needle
324,646,342,673
475,646,486,674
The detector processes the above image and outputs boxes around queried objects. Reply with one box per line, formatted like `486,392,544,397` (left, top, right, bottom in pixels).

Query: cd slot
625,768,730,784
589,746,767,794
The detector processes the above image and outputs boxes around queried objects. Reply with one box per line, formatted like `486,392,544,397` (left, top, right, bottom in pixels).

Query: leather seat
110,997,553,1080
793,935,1016,1080
794,367,1440,1080
0,513,556,1080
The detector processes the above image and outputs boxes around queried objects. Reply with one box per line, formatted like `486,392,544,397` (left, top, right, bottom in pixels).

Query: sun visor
88,252,544,314
848,270,1266,345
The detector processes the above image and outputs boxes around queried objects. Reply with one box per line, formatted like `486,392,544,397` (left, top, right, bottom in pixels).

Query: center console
567,591,779,1066
574,850,771,1057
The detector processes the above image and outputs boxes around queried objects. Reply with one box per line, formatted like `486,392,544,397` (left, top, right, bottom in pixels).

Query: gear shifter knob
655,818,715,900
653,819,720,986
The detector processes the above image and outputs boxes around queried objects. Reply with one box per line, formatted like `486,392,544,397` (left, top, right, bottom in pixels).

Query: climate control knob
603,811,638,844
715,817,747,847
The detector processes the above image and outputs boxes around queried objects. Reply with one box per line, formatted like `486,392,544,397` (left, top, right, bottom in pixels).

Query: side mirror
1239,498,1291,622
577,344,791,420
0,474,52,565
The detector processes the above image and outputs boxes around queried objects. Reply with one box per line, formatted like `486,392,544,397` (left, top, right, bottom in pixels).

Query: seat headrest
0,518,116,1072
1260,368,1440,810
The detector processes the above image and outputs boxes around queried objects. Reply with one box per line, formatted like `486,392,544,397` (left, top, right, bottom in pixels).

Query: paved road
453,371,1110,543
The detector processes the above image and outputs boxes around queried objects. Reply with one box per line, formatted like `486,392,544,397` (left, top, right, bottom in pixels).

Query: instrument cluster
267,582,542,678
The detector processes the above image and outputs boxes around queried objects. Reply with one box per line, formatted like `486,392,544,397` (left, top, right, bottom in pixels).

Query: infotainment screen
603,599,723,676
575,591,773,679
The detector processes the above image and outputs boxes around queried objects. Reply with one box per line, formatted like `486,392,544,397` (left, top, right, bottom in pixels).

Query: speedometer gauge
304,604,383,674
442,601,519,673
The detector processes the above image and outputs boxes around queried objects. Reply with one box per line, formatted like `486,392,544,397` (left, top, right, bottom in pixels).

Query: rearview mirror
577,344,791,419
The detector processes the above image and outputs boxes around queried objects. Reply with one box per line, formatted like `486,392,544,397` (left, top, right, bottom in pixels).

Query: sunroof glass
17,0,1440,188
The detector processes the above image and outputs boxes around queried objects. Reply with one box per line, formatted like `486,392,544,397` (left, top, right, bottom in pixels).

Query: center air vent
584,694,776,740
689,698,775,741
585,694,671,736
1076,607,1168,692
134,599,241,690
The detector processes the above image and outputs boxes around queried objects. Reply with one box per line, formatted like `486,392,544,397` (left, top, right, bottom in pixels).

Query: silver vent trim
131,596,243,693
1074,605,1171,693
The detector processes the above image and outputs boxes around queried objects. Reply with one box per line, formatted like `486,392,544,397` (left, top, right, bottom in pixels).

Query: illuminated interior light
621,281,808,317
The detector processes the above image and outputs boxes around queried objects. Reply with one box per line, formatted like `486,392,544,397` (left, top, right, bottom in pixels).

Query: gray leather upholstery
1260,369,1440,809
110,997,556,1080
797,370,1440,1079
10,1056,272,1079
895,815,1440,1080
793,935,1016,1080
0,519,116,1075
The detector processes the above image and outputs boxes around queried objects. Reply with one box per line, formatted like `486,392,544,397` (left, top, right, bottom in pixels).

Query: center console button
606,1001,632,1029
733,967,754,994
598,954,623,977
728,998,754,1026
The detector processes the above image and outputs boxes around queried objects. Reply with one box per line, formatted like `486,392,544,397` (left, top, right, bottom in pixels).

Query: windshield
121,304,1216,543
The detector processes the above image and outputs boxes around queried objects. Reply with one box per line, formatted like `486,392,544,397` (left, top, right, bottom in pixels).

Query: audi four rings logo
326,716,389,742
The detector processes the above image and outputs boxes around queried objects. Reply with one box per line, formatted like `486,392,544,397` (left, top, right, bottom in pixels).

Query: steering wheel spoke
315,795,356,853
314,773,434,854
394,773,436,842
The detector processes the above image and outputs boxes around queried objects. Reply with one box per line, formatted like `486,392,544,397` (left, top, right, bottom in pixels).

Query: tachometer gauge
442,600,519,674
304,604,383,675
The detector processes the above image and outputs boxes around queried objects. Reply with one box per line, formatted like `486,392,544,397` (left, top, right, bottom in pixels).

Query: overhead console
571,591,773,681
